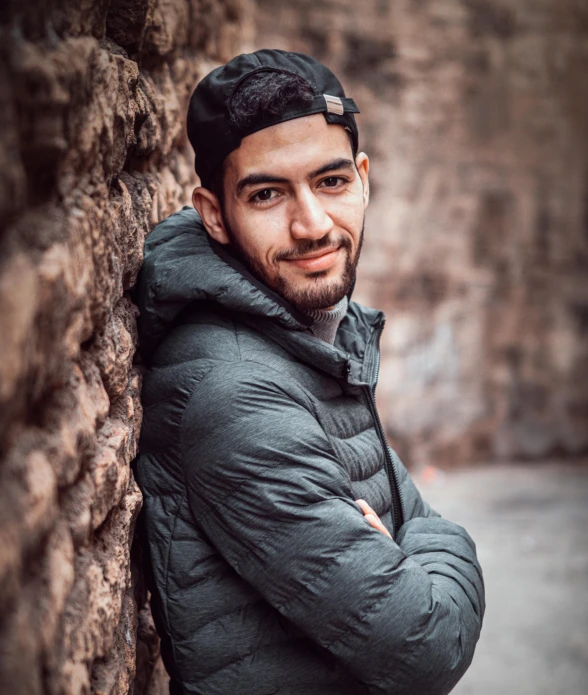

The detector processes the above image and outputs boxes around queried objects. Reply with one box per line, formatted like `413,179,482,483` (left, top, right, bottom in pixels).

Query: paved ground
412,461,588,695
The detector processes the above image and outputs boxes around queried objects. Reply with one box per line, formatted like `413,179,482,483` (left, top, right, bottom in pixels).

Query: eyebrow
310,157,355,180
236,157,356,196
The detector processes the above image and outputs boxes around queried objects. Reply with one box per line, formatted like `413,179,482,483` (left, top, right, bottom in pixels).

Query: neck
306,295,349,344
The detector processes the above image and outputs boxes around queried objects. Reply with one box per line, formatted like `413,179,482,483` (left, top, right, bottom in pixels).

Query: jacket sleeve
390,444,485,635
181,362,485,695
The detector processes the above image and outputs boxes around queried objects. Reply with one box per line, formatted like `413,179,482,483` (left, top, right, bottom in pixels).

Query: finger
355,500,391,537
355,499,374,515
364,513,392,539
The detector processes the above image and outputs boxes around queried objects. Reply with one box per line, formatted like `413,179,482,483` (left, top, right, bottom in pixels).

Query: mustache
274,234,351,263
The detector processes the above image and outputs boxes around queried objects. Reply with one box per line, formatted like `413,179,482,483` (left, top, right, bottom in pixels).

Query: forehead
224,114,352,180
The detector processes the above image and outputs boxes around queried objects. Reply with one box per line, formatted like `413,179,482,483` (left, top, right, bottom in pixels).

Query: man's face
195,114,369,312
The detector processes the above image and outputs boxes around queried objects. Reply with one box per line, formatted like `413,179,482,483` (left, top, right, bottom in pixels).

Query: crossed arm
181,362,485,695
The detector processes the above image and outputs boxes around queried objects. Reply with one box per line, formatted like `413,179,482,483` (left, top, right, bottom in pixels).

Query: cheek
233,209,289,259
232,219,276,264
327,185,364,219
331,199,364,236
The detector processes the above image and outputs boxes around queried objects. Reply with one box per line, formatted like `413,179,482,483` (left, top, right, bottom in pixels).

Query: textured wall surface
254,0,588,467
0,1,248,693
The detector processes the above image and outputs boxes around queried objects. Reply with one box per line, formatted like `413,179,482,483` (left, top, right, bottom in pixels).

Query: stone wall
0,1,249,693
254,0,588,468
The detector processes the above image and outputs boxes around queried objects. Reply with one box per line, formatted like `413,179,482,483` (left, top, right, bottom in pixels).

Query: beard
222,215,364,314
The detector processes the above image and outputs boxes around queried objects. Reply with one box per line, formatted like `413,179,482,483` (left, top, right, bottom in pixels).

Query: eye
250,188,278,204
320,176,346,189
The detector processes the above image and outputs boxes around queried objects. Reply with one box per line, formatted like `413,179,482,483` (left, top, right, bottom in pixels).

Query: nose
289,187,334,240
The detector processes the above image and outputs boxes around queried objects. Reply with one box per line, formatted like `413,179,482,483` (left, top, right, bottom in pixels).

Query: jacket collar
135,206,384,380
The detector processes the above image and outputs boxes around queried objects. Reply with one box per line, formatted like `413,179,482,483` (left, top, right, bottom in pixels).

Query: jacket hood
134,206,363,363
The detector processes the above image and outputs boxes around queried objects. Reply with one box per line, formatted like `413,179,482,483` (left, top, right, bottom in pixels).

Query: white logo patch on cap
323,94,344,116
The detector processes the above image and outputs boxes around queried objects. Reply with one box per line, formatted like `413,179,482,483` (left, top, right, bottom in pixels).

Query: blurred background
0,0,586,693
253,0,588,469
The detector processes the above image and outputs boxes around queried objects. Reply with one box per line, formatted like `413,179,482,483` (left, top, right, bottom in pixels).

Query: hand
355,499,392,538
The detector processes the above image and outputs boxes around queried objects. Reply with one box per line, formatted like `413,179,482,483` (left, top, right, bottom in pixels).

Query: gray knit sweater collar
306,295,349,344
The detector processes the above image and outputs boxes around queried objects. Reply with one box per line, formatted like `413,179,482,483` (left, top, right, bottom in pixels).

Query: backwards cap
187,48,360,189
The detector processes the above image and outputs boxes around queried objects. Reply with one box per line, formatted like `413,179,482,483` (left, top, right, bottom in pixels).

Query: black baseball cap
187,48,360,189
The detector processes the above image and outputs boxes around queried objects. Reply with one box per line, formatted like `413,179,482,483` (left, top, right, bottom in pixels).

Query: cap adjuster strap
323,94,344,116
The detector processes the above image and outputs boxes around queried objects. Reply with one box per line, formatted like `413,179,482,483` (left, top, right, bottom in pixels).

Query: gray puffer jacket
133,206,485,695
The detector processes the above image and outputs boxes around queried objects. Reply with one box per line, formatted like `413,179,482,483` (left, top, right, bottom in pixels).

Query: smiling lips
285,246,341,272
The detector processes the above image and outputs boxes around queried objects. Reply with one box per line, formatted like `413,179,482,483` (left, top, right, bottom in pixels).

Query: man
133,49,484,695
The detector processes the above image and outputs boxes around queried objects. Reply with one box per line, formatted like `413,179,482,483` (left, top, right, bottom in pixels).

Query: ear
355,152,370,209
192,187,231,244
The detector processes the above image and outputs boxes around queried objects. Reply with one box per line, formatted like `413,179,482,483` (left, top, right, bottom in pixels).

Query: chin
273,253,354,312
278,276,350,313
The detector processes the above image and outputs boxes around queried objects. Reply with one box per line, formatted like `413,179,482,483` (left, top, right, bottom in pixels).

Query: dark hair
230,70,315,130
209,70,358,205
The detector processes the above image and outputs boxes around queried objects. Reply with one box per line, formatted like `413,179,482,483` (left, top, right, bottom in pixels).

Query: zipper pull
345,360,352,380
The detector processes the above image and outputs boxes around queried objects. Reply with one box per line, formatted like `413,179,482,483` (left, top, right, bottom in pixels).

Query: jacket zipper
365,318,404,536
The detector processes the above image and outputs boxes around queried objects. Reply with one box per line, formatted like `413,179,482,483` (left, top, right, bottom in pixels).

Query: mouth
284,246,342,272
